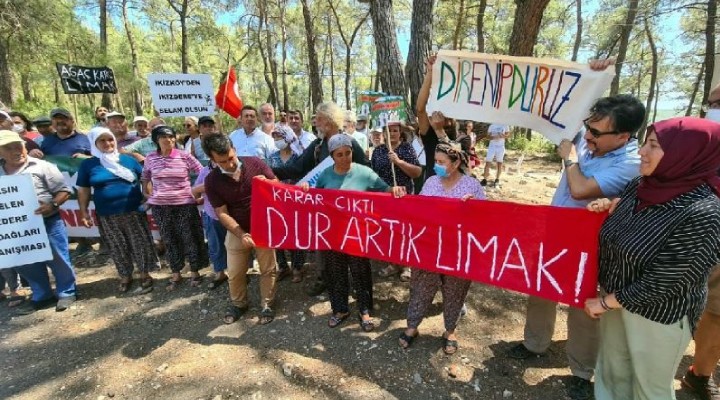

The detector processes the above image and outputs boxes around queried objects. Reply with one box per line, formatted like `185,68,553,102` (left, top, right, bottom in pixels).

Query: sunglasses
583,118,619,138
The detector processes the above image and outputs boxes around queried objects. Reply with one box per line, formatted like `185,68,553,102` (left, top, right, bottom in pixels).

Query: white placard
148,73,216,117
426,50,615,144
297,157,334,188
0,175,53,269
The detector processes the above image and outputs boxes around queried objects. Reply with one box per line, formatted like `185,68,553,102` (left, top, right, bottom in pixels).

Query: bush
505,130,557,156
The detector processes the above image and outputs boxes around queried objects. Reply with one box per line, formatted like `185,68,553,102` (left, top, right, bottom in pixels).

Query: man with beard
259,103,276,135
130,116,150,138
105,111,140,149
93,106,108,127
32,108,90,159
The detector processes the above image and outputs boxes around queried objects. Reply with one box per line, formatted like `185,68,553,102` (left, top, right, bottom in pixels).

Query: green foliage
505,131,557,156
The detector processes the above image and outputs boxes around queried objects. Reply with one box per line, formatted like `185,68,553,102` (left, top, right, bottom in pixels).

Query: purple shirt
194,165,217,219
420,175,486,200
142,149,203,205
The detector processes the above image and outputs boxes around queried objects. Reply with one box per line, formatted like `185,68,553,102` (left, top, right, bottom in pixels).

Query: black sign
56,63,118,94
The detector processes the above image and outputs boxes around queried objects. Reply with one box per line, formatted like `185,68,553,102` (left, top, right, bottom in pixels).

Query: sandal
276,268,292,282
442,334,459,355
224,305,247,324
118,278,133,293
399,331,418,350
139,277,154,293
378,264,399,278
328,312,349,328
399,268,412,282
207,274,228,290
166,277,183,291
291,269,303,283
259,307,275,325
189,275,204,287
7,295,27,308
359,314,375,332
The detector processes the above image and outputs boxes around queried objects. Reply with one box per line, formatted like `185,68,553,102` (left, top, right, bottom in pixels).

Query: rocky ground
0,152,706,400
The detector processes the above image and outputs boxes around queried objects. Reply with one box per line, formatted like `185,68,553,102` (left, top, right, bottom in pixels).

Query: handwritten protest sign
56,63,117,94
148,73,216,117
370,96,408,128
426,50,614,144
297,157,334,188
356,91,385,119
0,175,53,269
251,179,607,307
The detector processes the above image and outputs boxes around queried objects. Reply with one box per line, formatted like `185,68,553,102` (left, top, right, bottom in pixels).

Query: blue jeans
203,213,227,273
16,214,77,302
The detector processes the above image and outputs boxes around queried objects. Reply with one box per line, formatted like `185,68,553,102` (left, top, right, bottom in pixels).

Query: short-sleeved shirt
204,156,276,233
184,137,209,161
40,131,91,156
420,174,486,200
117,135,140,149
315,163,389,192
124,137,157,157
370,142,419,193
194,165,217,219
76,154,144,216
0,157,72,217
487,124,510,145
229,127,276,160
290,130,317,155
551,135,640,209
141,149,203,206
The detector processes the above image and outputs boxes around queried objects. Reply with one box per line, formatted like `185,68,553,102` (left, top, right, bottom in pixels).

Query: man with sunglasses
508,61,645,399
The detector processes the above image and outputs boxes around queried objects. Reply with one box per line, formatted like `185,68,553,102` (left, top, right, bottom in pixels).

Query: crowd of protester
0,57,720,400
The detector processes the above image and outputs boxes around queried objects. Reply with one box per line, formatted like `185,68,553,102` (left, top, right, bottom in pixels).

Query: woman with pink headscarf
586,117,720,400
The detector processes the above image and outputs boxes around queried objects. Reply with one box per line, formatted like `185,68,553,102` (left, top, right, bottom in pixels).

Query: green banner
369,96,408,128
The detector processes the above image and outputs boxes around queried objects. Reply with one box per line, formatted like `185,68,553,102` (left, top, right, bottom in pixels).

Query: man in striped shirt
507,63,646,400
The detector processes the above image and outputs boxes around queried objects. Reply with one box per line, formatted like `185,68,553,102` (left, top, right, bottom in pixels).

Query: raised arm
416,55,437,136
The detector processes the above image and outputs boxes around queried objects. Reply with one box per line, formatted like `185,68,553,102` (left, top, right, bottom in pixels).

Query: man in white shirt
356,114,369,144
344,110,369,157
229,105,276,161
481,123,511,187
287,109,316,156
259,103,276,135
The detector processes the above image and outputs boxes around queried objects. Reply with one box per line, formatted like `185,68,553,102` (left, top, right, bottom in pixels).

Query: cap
105,111,125,119
0,130,24,147
50,108,73,119
371,127,383,134
0,110,10,120
357,114,368,121
32,116,52,126
132,116,149,124
328,133,353,154
198,116,215,125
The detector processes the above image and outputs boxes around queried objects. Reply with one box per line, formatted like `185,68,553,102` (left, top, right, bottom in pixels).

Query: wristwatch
51,201,60,209
563,159,576,168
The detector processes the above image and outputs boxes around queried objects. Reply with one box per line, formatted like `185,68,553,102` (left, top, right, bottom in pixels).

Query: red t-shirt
204,156,276,233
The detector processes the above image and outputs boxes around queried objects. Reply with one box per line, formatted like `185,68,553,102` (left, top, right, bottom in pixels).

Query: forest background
0,0,717,146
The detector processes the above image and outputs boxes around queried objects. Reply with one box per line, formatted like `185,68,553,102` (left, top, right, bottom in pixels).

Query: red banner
250,179,606,308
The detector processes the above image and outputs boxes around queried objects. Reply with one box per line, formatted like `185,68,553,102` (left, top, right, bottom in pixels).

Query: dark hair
588,94,646,136
436,142,469,173
9,111,32,131
150,125,176,152
202,133,234,158
288,109,304,121
241,105,257,116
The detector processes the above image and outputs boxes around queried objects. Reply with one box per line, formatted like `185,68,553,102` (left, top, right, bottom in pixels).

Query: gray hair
315,102,345,132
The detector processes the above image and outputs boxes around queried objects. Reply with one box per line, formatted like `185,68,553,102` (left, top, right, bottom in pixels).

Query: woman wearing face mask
268,126,306,283
77,128,158,293
399,142,485,354
9,111,40,151
371,121,422,281
300,134,406,332
585,117,720,400
142,125,208,290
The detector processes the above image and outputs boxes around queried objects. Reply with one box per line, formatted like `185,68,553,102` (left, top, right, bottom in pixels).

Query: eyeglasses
701,100,720,112
583,118,620,138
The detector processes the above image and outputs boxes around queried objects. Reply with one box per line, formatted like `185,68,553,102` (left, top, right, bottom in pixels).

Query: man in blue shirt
507,90,646,400
31,108,91,159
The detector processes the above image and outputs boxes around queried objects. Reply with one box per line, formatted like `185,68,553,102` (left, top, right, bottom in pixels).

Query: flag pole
219,60,232,135
385,124,397,186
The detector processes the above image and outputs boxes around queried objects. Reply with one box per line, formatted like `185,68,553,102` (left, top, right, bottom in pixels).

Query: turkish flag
215,67,243,118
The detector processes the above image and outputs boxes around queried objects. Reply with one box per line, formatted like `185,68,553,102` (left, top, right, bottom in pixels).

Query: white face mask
706,109,720,123
274,139,288,150
11,124,24,133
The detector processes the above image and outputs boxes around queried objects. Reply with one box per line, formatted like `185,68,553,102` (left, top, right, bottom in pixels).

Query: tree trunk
476,0,487,52
300,0,323,108
638,18,657,141
652,78,659,122
571,0,582,61
122,0,144,115
406,0,434,111
701,0,717,117
53,77,60,105
328,1,369,109
508,0,552,57
263,1,280,109
326,16,336,103
99,0,112,108
278,0,290,111
686,64,704,116
609,0,639,96
369,0,408,99
20,72,32,102
452,0,466,50
256,10,277,106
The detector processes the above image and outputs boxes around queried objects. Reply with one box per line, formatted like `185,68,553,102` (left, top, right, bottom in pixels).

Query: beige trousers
225,233,277,309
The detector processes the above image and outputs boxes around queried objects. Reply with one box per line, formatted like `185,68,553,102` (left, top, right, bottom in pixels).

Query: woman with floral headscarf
586,117,720,400
399,141,485,354
77,128,158,293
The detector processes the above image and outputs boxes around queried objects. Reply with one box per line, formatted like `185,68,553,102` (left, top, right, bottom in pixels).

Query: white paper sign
148,73,216,117
0,175,53,269
426,50,615,144
297,157,334,188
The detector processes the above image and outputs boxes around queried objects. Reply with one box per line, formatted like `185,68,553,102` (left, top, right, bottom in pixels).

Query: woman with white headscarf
77,127,159,293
